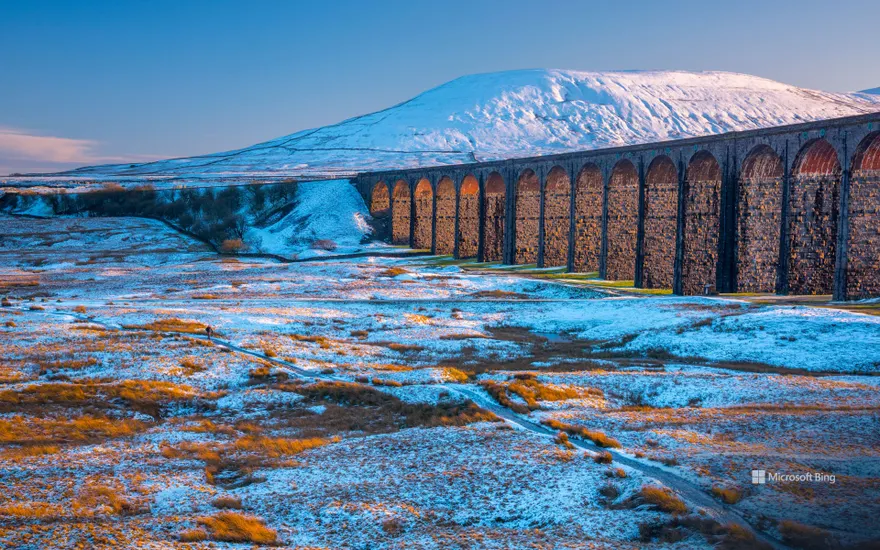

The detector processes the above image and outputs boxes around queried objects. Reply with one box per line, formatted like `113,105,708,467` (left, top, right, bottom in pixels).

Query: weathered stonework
682,152,721,295
392,181,410,245
606,161,639,281
515,170,540,264
457,175,479,258
482,173,506,262
847,134,880,299
573,164,603,272
788,140,839,295
413,180,433,250
737,148,783,293
542,166,570,267
643,157,677,289
370,182,390,216
435,177,456,255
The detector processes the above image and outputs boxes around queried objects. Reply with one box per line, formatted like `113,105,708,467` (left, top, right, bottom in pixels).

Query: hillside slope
29,70,880,180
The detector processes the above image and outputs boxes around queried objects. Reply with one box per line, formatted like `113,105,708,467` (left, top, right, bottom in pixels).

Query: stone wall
605,161,639,280
370,183,390,216
413,181,433,250
736,149,783,293
542,167,570,267
573,165,603,272
392,182,411,245
458,178,480,258
515,170,540,264
682,153,721,295
435,179,456,254
643,158,677,289
848,172,880,298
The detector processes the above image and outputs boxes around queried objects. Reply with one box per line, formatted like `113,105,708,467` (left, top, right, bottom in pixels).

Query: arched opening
643,156,678,289
514,168,540,264
435,176,456,255
370,181,390,217
606,159,639,281
457,175,479,258
682,151,721,295
573,163,603,272
482,172,506,262
788,139,840,295
413,179,434,250
848,132,880,298
392,180,411,245
542,166,571,267
737,145,784,293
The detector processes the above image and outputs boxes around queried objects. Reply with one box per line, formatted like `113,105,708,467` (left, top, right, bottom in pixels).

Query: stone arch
606,159,639,280
370,181,390,217
643,155,678,288
542,166,571,267
788,139,840,295
413,178,434,250
682,151,722,295
435,176,456,255
392,180,411,245
482,172,506,262
848,132,880,298
457,175,479,258
573,163,603,272
514,168,540,264
737,145,784,293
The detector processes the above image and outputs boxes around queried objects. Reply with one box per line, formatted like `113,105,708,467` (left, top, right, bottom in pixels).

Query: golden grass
125,317,207,334
711,486,743,504
179,528,208,542
541,418,621,448
638,486,688,515
442,367,471,383
212,496,243,509
73,305,87,314
232,435,331,458
197,512,277,544
0,415,148,445
0,379,205,409
378,267,410,277
0,502,66,520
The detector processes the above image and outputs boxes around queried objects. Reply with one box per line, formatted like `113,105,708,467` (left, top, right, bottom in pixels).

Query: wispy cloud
0,127,162,174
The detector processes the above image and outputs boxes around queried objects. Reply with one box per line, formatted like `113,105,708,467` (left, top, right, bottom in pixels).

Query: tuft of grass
638,486,688,515
125,317,206,334
778,520,836,549
0,415,148,445
541,418,621,448
442,367,471,383
712,486,743,504
594,451,613,464
73,305,87,314
382,517,404,536
179,528,208,542
233,435,331,458
212,496,243,510
4,320,15,328
197,512,277,544
378,267,409,277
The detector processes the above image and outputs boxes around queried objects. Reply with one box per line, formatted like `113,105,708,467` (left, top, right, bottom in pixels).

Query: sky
1,0,878,175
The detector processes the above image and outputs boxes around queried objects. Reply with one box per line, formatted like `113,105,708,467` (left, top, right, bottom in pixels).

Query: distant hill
27,70,880,181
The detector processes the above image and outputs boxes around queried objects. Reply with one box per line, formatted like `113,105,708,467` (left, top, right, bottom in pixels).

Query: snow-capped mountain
46,70,880,179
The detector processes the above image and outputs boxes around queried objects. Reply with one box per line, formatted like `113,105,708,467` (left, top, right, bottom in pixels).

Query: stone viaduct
354,113,880,301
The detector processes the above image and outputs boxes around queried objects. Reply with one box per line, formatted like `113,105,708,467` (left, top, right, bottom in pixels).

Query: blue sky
1,0,877,174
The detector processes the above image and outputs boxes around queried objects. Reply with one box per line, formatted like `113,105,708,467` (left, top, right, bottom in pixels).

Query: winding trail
16,304,786,548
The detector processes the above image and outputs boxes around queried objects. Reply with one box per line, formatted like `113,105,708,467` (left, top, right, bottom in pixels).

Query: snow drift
50,70,880,179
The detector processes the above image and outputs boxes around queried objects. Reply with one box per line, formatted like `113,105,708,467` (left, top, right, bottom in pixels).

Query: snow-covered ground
1,214,878,548
4,70,879,188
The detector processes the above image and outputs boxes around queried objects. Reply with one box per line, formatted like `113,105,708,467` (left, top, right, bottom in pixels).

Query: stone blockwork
573,164,603,272
606,161,639,280
848,133,880,299
435,177,456,255
682,152,721,295
482,173,506,262
515,170,540,264
370,182,390,216
392,181,411,245
788,140,839,295
542,166,570,267
457,175,479,258
413,180,433,250
643,157,678,289
736,147,783,293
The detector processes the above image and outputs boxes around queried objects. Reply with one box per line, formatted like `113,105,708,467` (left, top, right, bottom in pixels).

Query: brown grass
125,317,206,334
379,267,409,277
711,486,743,504
4,320,15,328
233,435,331,458
386,342,424,353
179,528,208,542
594,451,613,464
778,520,835,549
212,496,243,510
638,486,688,515
541,418,621,448
220,239,246,253
197,512,277,544
0,415,148,445
73,305,87,314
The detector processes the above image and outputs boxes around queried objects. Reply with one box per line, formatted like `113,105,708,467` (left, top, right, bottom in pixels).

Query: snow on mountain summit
63,70,880,179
